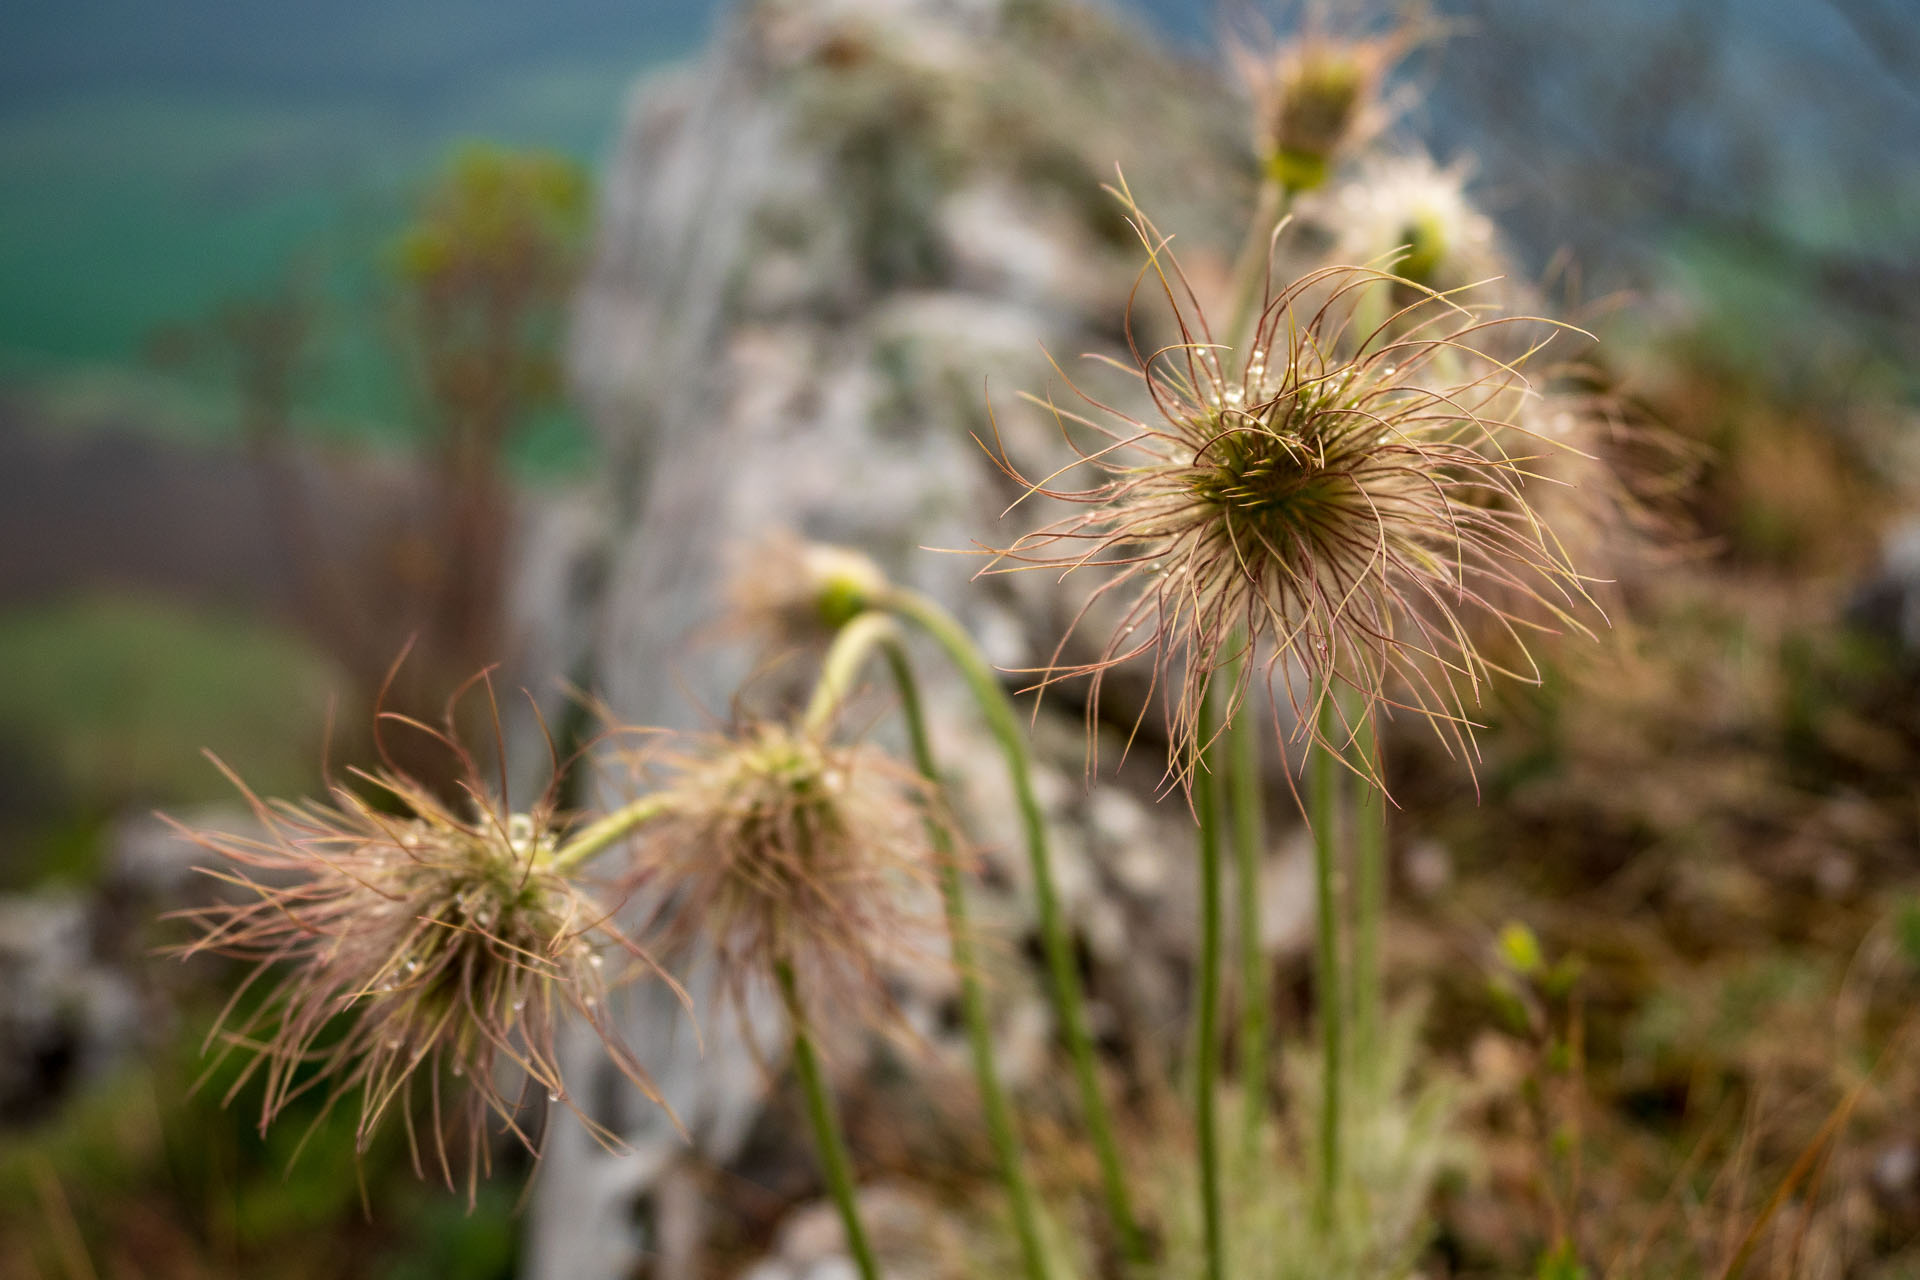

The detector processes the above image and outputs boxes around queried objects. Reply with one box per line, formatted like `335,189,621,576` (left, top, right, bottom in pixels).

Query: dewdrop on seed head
975,191,1601,790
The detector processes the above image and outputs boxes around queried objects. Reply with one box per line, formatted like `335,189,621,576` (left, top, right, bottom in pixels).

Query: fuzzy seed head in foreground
981,207,1599,786
631,723,939,1019
170,760,668,1191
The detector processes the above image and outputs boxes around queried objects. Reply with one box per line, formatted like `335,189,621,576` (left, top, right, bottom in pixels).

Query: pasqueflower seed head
627,722,940,1022
167,738,673,1195
1307,153,1507,299
727,530,892,646
1236,19,1415,194
979,200,1599,789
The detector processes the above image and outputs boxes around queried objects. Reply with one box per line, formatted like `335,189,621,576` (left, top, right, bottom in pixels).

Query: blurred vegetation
0,595,340,891
0,143,592,1277
0,987,520,1280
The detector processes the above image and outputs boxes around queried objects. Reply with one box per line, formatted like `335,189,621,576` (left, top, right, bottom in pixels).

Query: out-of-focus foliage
0,595,339,889
0,991,519,1280
392,143,588,439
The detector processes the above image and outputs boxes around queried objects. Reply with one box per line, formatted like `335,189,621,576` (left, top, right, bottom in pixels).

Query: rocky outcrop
525,2,1291,1274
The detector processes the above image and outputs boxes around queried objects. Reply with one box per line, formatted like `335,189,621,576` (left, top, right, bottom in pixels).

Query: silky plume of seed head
166,745,677,1197
977,194,1601,790
1234,14,1421,195
625,722,942,1026
1290,164,1675,639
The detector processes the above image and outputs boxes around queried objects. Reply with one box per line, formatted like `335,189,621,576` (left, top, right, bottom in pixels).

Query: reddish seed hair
974,191,1602,792
624,722,943,1035
164,689,681,1201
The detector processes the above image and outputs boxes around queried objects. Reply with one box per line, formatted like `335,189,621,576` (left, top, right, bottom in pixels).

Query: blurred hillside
2,0,1914,427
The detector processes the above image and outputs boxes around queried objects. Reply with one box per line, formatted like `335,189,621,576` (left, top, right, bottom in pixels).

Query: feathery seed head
730,531,892,645
980,197,1599,787
630,722,940,1018
1267,49,1365,192
1239,24,1410,195
1309,154,1506,299
168,739,669,1192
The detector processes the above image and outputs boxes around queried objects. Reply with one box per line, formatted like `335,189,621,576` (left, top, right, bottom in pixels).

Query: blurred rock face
528,1,1262,1274
566,0,1247,728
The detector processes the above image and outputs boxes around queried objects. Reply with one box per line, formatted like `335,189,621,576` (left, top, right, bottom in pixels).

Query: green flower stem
802,610,906,736
878,587,1147,1266
877,640,1052,1280
776,959,881,1280
1346,690,1386,1088
1223,177,1285,358
549,793,675,875
554,612,904,878
1225,650,1269,1167
1310,689,1345,1232
1194,686,1228,1280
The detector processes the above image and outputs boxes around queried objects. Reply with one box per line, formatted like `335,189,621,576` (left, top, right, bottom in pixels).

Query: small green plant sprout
978,191,1597,787
1489,920,1590,1275
164,693,680,1198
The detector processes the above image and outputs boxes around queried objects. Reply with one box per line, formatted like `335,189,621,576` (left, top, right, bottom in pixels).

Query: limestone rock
519,2,1260,1273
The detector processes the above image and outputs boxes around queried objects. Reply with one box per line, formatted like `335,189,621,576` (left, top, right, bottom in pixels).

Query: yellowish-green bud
801,543,889,629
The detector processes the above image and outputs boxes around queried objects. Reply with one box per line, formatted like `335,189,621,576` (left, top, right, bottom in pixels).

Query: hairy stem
1310,689,1345,1232
549,793,675,875
879,640,1052,1280
802,611,906,736
1346,688,1386,1090
777,959,881,1280
1226,650,1269,1168
879,586,1147,1265
1195,685,1228,1280
1223,178,1284,357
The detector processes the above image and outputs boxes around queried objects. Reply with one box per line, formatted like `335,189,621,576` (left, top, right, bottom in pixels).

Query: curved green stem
1222,178,1291,360
777,959,881,1280
549,793,674,875
1225,652,1268,1167
878,641,1051,1280
802,611,905,736
879,587,1147,1266
1310,689,1345,1233
1194,687,1228,1280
